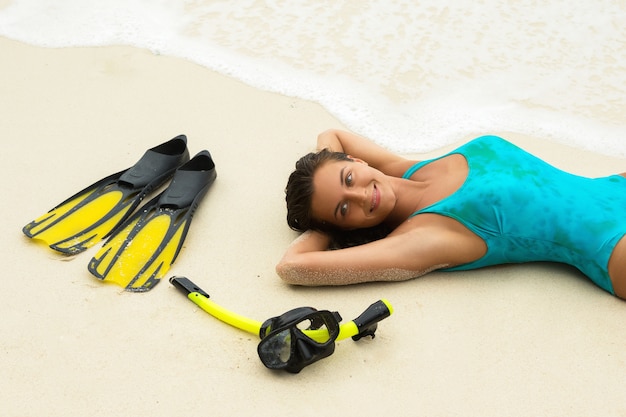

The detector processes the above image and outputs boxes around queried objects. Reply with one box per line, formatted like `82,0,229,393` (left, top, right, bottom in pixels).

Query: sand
1,37,626,417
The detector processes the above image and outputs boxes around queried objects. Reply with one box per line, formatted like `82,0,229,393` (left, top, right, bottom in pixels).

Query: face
311,158,396,230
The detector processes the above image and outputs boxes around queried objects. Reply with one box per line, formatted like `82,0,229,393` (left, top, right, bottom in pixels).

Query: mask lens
258,329,292,368
298,313,336,343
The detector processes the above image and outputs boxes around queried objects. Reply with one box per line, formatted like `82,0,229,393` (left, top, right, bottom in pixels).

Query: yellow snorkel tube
170,276,393,373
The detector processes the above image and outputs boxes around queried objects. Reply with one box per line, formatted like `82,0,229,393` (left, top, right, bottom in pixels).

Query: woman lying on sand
276,129,626,299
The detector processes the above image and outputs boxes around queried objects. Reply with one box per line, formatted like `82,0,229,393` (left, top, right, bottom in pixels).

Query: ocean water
1,0,625,156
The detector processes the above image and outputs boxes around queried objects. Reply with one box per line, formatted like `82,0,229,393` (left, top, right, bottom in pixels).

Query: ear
347,155,368,165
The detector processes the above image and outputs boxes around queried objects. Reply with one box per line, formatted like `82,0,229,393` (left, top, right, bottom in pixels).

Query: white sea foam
1,0,625,156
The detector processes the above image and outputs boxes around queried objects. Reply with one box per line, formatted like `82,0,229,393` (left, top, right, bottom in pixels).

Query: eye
346,172,353,186
340,202,348,216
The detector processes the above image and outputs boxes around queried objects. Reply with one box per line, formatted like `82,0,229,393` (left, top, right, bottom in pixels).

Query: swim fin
88,150,217,292
22,135,190,255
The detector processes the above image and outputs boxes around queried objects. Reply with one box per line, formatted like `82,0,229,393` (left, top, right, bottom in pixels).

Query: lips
370,185,380,212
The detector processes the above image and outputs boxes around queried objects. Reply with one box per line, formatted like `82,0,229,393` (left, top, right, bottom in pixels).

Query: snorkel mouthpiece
352,299,393,341
258,307,342,373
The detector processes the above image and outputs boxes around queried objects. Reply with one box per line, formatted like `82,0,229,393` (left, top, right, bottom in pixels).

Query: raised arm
316,129,416,177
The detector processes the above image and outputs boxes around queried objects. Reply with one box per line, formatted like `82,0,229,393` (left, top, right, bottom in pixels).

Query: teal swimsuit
402,135,626,294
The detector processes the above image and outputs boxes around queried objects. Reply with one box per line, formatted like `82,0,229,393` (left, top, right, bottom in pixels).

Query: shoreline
2,37,626,417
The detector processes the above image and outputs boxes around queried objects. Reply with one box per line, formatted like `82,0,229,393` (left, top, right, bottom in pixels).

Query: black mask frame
258,307,342,373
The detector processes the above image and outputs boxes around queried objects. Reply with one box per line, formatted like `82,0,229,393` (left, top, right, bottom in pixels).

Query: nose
344,187,367,207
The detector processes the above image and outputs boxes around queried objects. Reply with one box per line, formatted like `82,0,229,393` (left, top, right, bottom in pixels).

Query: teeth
371,186,377,212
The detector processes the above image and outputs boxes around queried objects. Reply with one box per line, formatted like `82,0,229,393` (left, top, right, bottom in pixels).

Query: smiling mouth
370,185,380,212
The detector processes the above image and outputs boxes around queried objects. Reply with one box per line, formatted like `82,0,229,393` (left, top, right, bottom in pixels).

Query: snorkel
170,276,393,373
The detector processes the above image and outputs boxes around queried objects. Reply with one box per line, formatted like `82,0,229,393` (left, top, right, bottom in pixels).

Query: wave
1,0,625,155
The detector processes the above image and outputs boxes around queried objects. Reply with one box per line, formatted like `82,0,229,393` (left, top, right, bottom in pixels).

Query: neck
385,176,428,228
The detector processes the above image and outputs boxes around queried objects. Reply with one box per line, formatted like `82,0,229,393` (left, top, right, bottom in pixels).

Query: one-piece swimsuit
402,135,626,294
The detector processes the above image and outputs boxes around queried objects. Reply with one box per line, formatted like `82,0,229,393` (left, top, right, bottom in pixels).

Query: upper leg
600,173,626,298
607,173,626,298
608,234,626,300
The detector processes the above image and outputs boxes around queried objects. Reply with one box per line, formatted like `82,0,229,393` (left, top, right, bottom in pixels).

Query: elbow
275,258,300,285
318,128,336,138
275,257,313,286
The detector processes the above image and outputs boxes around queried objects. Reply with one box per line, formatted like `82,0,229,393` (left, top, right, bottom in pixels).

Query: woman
276,129,626,299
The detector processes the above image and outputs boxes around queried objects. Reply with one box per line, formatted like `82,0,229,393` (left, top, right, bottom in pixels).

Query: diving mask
258,307,342,373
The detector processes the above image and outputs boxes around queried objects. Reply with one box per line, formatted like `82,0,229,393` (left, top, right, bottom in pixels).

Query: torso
397,135,626,295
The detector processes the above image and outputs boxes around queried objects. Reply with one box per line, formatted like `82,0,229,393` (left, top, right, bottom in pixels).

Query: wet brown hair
285,148,351,233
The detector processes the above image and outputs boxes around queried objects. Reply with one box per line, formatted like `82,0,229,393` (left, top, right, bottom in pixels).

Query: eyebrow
333,167,346,219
